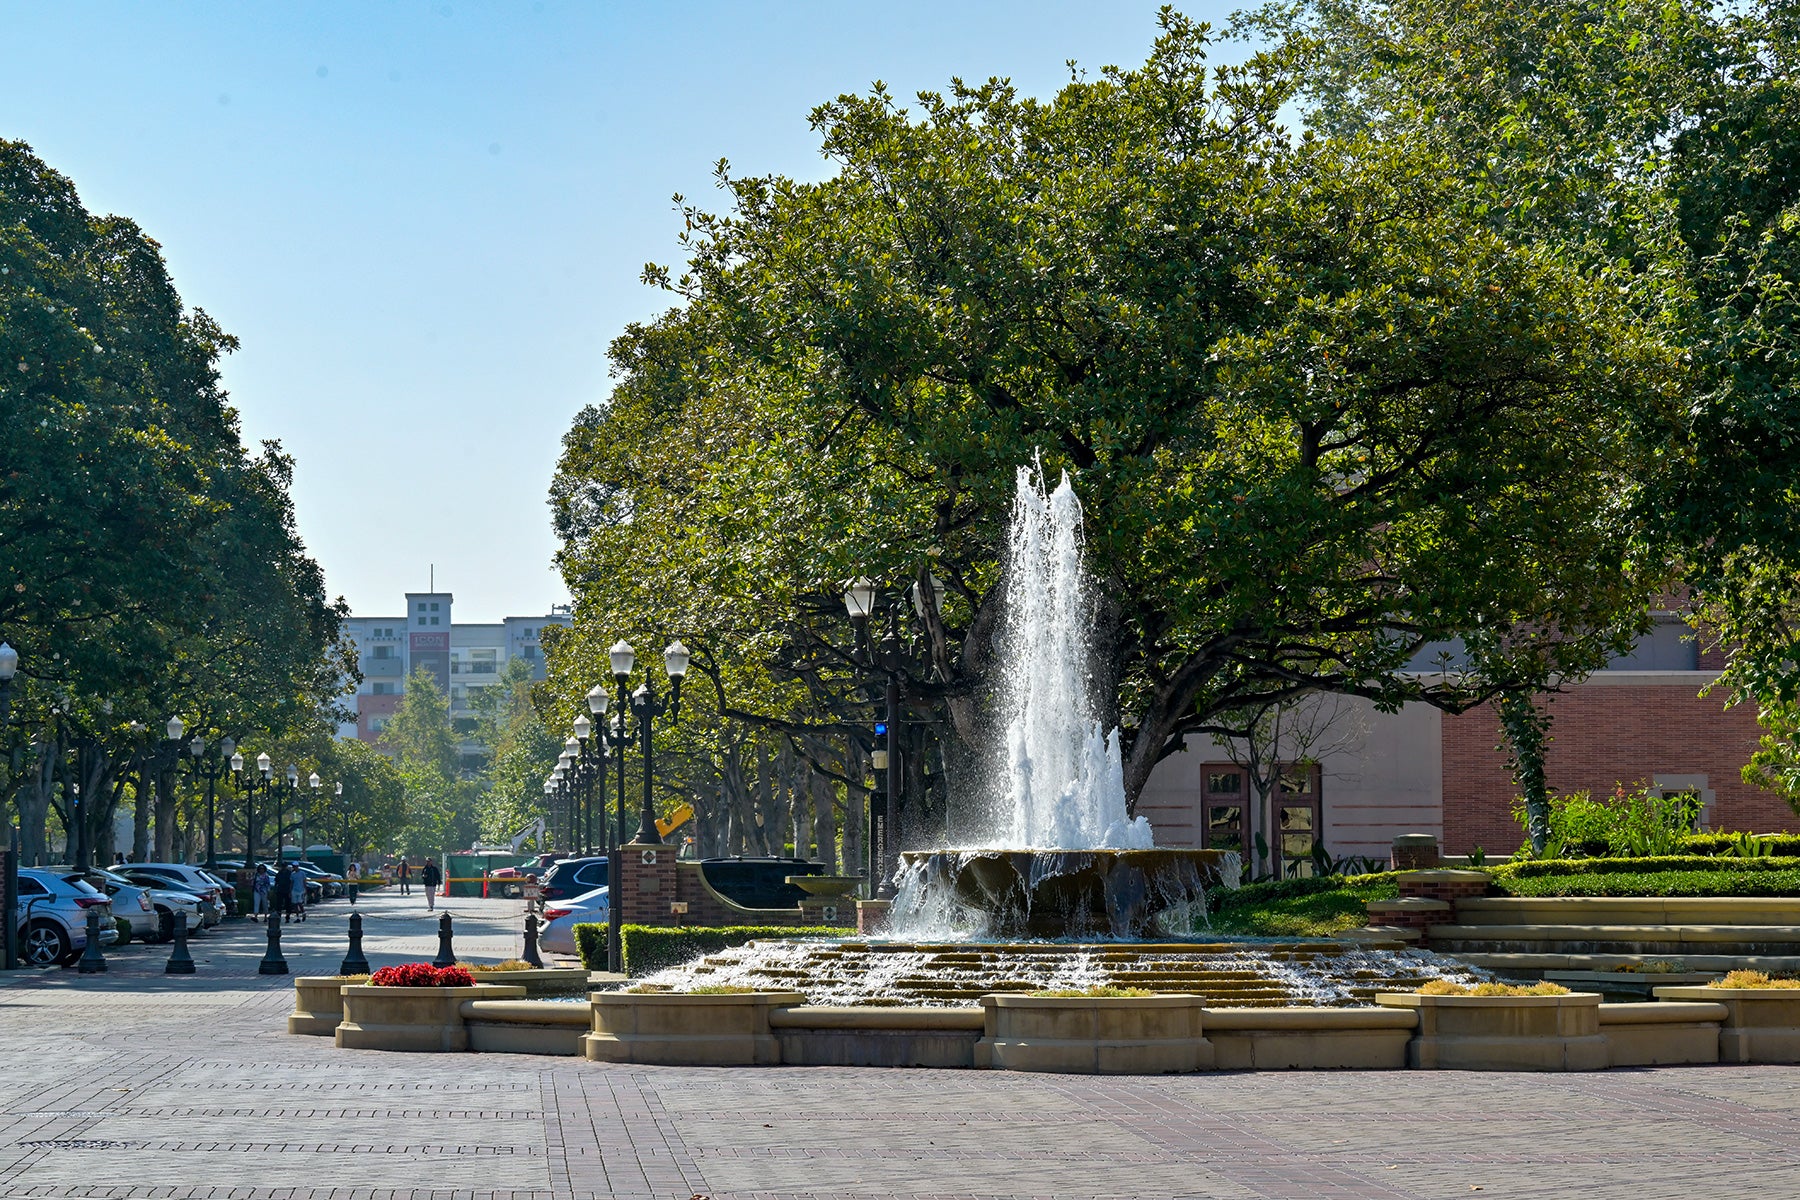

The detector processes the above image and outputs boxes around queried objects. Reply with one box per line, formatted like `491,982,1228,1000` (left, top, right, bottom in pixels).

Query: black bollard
164,910,195,975
522,912,543,968
339,911,371,976
431,912,456,968
258,909,289,975
77,908,108,974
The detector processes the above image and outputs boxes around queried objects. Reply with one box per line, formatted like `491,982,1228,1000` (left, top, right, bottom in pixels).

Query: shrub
585,924,846,975
113,917,131,945
1417,979,1569,997
1714,970,1800,989
369,963,476,987
1027,985,1153,998
1679,833,1800,857
1492,855,1800,879
1514,784,1703,860
1494,867,1800,897
459,959,535,972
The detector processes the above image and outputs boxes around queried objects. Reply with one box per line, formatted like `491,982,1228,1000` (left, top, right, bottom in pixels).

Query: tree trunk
1499,692,1552,855
18,735,57,865
842,754,866,887
752,745,777,856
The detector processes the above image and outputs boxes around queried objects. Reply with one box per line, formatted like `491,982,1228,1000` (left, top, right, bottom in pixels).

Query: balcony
362,656,404,677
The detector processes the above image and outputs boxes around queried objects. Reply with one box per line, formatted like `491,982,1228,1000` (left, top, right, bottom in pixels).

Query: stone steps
1430,923,1800,956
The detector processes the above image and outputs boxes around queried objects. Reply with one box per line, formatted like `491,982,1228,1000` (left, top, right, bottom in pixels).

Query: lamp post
0,641,17,728
281,764,299,863
305,771,321,866
186,734,234,872
844,578,904,899
251,752,273,863
609,640,688,847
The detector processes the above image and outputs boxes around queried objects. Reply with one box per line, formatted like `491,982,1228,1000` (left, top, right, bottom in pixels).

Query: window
369,716,390,732
417,603,426,613
372,682,395,695
430,602,440,612
18,876,46,897
430,616,440,625
371,645,394,660
521,646,538,660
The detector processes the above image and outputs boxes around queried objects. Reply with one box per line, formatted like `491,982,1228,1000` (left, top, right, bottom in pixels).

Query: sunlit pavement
2,893,1799,1200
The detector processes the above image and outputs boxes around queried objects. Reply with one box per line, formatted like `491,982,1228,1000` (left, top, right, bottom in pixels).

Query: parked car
15,868,117,966
113,869,224,928
538,885,608,958
58,868,201,943
538,856,607,902
289,862,344,898
117,864,230,925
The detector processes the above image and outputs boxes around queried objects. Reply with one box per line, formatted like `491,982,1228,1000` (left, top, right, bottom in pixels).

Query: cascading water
990,463,1152,851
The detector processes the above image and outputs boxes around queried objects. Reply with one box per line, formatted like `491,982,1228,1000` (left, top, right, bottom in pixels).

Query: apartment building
339,592,570,769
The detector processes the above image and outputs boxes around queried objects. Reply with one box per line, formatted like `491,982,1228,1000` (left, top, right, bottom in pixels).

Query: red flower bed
369,963,476,988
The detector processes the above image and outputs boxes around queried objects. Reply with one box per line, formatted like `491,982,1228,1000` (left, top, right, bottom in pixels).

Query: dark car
539,856,607,902
698,857,824,909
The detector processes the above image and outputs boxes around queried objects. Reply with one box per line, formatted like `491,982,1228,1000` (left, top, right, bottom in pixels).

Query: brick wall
1441,681,1795,854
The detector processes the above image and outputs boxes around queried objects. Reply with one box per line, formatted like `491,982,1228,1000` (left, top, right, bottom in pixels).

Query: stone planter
288,976,366,1037
336,984,527,1052
585,991,804,1066
977,994,1212,1074
1375,992,1607,1071
1654,986,1800,1063
462,998,593,1056
465,967,592,998
1203,1006,1417,1070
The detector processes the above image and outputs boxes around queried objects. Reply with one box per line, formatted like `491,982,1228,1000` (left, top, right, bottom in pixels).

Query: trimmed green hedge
1493,855,1800,879
1678,833,1800,856
1495,869,1800,897
574,923,845,975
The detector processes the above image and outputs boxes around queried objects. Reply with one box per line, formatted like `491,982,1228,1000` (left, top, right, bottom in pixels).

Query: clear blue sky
4,1,1231,622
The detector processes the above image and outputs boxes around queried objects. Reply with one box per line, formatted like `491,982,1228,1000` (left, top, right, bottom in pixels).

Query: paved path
2,891,1798,1199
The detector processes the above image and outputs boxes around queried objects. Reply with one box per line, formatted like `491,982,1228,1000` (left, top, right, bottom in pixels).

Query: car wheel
22,920,70,968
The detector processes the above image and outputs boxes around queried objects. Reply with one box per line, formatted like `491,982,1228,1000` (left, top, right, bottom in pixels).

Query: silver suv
15,868,117,966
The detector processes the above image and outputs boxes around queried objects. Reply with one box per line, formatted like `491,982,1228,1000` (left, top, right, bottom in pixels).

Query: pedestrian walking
421,858,441,911
289,862,308,921
397,859,411,896
251,865,271,922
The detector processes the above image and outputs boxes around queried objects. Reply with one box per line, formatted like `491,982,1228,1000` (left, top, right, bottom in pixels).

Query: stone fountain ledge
305,982,1800,1073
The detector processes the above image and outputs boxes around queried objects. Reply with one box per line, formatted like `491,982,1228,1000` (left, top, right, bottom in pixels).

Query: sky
3,0,1230,622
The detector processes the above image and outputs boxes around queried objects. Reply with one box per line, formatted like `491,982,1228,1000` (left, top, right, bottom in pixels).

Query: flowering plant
369,963,477,988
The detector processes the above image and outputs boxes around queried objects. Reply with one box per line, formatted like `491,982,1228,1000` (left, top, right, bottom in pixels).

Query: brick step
1449,950,1800,975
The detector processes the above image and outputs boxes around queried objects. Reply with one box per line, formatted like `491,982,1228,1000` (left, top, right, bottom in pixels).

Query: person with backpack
420,858,442,911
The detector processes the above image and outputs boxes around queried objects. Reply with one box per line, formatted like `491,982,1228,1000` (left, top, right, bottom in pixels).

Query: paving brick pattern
4,891,1800,1199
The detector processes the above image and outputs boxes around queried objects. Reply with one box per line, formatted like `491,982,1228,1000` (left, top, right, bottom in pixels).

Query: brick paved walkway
2,891,1798,1199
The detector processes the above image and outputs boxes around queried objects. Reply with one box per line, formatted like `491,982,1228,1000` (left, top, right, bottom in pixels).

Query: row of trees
0,139,376,864
541,2,1800,864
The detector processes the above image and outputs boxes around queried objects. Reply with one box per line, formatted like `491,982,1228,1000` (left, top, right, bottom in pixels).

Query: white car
66,869,208,942
118,864,229,925
538,885,608,958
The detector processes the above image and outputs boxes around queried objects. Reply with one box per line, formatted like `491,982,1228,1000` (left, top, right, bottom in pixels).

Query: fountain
888,464,1222,938
629,463,1489,1006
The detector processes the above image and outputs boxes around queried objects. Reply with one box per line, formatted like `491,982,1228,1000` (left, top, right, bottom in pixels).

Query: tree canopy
550,9,1710,828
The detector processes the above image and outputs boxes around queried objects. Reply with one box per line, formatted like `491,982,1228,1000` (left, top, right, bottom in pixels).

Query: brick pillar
1395,869,1491,904
855,899,891,936
1390,833,1441,871
616,842,679,928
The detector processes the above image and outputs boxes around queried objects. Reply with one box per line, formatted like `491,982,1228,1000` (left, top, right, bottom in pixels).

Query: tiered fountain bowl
899,848,1226,939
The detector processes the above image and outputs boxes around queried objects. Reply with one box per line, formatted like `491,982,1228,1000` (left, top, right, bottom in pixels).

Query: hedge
1492,855,1800,880
1209,872,1403,916
574,923,845,975
1495,869,1800,897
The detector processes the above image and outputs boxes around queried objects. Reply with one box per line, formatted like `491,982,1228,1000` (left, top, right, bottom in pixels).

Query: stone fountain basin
900,848,1225,938
785,875,862,898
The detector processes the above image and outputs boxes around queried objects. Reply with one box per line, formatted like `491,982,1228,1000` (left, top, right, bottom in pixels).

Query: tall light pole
0,641,18,728
188,733,234,871
282,764,299,862
306,771,322,865
610,640,688,847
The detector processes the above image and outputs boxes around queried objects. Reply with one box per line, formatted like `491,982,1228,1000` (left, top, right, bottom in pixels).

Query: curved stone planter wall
1376,992,1608,1071
977,994,1212,1074
1653,986,1800,1063
465,968,594,998
288,976,366,1037
337,984,527,1052
769,1005,986,1068
585,991,805,1066
463,998,592,1055
1597,1001,1726,1066
1204,1006,1417,1070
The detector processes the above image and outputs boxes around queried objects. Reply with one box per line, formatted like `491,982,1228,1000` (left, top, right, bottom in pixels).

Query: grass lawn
1208,875,1401,937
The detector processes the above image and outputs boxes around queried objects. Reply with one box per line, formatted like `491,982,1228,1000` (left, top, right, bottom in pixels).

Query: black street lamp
305,770,322,865
187,733,234,872
610,640,688,846
842,573,944,900
281,763,299,863
0,641,17,728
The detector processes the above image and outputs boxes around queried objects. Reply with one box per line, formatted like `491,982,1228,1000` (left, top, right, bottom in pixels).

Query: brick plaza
2,891,1798,1200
